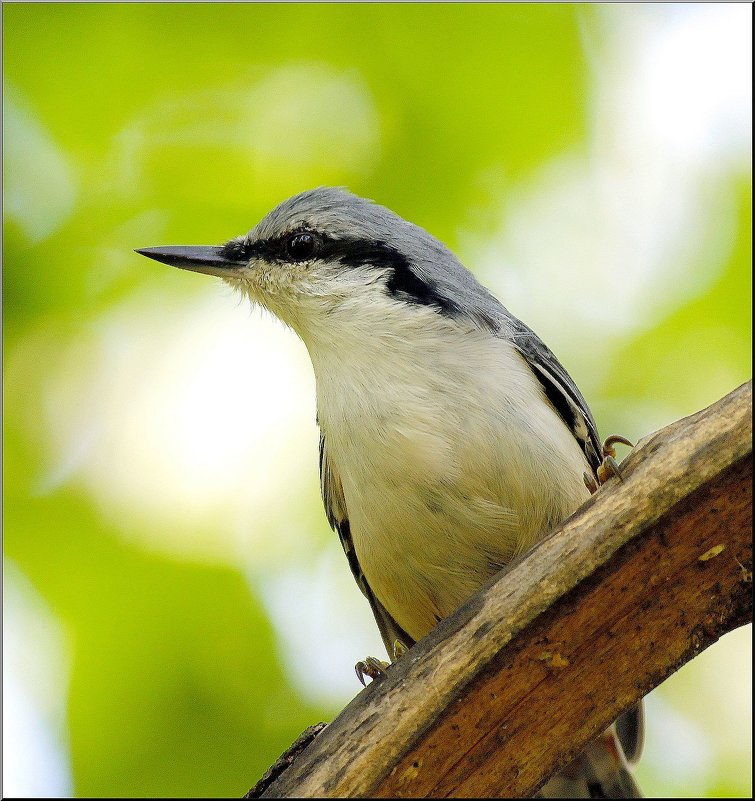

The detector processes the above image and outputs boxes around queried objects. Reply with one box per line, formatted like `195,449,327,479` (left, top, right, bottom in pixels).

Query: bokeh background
3,4,751,797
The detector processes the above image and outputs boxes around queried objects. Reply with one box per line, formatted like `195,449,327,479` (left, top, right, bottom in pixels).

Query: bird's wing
319,432,415,657
509,318,646,787
509,318,603,477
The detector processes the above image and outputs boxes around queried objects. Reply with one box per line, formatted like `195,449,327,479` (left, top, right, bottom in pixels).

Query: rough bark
247,381,753,799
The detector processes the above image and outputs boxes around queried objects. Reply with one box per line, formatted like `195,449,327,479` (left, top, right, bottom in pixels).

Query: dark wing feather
615,702,645,764
319,433,414,657
509,317,602,477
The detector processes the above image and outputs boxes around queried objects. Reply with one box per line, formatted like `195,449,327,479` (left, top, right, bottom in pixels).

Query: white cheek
236,260,386,337
227,261,305,320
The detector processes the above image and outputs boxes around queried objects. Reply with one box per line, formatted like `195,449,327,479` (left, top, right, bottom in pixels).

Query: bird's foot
584,435,633,494
355,656,389,686
355,639,409,686
597,435,633,485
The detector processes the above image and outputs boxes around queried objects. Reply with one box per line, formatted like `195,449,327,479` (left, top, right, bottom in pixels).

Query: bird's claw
596,435,633,486
585,436,634,492
355,639,409,685
355,656,389,686
602,434,633,459
597,453,623,484
392,639,408,660
583,471,599,494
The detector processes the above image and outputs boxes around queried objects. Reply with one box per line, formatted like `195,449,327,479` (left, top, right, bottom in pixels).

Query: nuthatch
138,187,641,797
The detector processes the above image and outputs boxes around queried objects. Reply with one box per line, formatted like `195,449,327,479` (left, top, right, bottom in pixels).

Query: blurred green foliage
6,428,320,796
3,4,751,798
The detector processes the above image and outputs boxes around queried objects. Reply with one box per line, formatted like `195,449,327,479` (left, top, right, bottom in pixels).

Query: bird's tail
536,719,642,799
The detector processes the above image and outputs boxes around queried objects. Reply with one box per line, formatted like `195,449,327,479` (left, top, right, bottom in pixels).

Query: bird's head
137,187,499,342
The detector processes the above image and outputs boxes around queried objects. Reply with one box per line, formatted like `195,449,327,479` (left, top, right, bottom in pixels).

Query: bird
137,187,642,797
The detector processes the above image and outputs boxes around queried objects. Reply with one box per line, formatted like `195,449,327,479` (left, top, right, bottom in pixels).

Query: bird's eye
285,231,318,261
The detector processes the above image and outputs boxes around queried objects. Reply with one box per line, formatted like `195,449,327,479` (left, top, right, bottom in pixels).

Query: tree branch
248,381,753,799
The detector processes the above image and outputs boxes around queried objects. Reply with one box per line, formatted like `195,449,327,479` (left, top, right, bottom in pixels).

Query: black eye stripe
221,233,464,319
220,230,320,263
222,232,401,266
219,238,253,262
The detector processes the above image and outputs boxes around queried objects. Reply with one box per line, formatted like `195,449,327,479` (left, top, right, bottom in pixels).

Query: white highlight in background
3,563,73,798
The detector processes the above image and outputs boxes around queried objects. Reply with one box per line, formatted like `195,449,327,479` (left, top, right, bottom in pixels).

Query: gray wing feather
319,433,414,656
509,317,602,476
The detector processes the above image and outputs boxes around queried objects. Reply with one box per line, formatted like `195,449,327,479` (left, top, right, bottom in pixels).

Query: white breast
306,300,591,643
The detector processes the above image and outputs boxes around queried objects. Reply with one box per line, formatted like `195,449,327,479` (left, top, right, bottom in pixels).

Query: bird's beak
135,246,248,277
